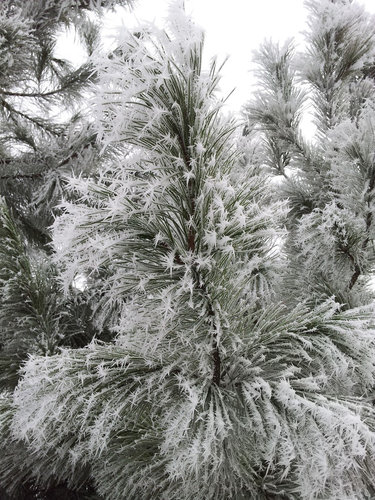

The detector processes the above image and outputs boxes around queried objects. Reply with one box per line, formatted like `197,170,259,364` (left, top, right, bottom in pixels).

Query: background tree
244,0,375,308
2,6,375,499
0,1,132,498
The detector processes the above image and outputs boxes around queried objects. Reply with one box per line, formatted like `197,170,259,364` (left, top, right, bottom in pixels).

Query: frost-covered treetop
53,3,284,339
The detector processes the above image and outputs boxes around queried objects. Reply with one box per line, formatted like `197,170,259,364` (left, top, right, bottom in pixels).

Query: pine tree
0,0,113,244
0,0,133,384
0,1,132,498
2,5,375,499
245,0,375,308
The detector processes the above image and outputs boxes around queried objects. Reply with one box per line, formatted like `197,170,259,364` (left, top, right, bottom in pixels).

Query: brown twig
177,128,221,385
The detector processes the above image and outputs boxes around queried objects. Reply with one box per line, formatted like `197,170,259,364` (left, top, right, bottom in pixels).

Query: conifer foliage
245,0,375,308
0,0,131,498
2,1,375,499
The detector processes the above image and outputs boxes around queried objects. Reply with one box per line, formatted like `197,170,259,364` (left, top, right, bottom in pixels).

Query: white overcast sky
58,0,375,115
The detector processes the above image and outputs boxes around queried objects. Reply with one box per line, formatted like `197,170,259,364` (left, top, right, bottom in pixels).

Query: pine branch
0,172,43,180
348,171,375,290
0,132,97,181
0,97,60,135
0,86,77,98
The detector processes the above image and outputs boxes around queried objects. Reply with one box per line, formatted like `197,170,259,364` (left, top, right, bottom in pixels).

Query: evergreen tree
0,0,133,386
0,0,126,243
244,0,375,308
2,5,375,499
0,1,132,498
